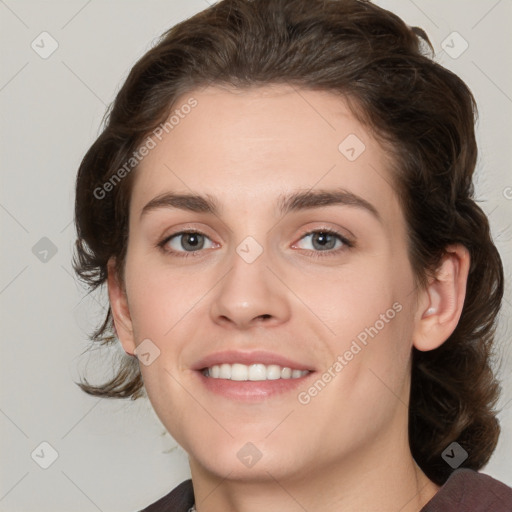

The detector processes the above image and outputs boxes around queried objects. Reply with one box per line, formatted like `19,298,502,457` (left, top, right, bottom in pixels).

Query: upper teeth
204,363,309,381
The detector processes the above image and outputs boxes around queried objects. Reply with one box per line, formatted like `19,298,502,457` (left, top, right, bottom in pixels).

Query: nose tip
209,255,291,329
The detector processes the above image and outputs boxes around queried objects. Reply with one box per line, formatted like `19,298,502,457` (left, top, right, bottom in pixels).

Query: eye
158,230,215,256
293,229,353,256
157,228,353,259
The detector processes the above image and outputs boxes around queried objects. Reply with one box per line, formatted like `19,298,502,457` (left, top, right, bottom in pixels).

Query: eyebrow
140,188,381,222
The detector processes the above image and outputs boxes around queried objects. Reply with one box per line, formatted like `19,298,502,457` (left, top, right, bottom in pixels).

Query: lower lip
195,371,315,401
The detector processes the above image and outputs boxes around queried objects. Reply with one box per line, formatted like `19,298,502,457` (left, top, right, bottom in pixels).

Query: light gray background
1,1,511,511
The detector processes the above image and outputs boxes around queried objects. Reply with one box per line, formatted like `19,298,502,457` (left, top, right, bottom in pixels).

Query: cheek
313,254,415,396
314,259,403,335
123,250,209,343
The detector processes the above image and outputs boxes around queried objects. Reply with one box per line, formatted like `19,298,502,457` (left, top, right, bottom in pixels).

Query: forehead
130,85,401,223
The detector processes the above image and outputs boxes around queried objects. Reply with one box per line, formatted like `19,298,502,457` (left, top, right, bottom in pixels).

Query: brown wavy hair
73,0,504,485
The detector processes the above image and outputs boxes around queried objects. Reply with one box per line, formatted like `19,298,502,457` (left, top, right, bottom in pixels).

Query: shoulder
139,479,194,512
422,468,512,512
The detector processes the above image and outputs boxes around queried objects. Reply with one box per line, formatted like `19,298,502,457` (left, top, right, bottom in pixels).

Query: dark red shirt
140,468,512,511
420,468,512,511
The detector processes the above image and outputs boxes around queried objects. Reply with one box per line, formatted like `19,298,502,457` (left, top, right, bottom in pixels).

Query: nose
209,244,291,330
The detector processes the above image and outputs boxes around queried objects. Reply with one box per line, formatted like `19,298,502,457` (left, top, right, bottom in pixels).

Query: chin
187,433,314,483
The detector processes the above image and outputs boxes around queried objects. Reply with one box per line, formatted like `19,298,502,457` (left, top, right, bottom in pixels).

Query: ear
107,257,136,356
412,244,470,351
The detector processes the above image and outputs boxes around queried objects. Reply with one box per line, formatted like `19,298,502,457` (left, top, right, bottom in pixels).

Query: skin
108,85,470,512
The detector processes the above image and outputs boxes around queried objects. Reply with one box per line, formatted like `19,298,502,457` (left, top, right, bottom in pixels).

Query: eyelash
157,228,354,259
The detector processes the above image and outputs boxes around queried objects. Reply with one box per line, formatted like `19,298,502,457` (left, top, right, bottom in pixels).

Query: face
114,85,423,482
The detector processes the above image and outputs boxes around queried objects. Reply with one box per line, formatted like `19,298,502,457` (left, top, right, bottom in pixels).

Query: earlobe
413,244,470,352
107,258,136,356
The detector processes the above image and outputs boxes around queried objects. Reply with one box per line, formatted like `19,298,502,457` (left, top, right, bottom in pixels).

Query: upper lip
193,350,314,372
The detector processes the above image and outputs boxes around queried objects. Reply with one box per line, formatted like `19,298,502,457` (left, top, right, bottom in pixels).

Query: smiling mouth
202,363,311,381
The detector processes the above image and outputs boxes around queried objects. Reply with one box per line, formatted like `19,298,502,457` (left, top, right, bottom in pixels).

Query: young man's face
114,85,423,482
